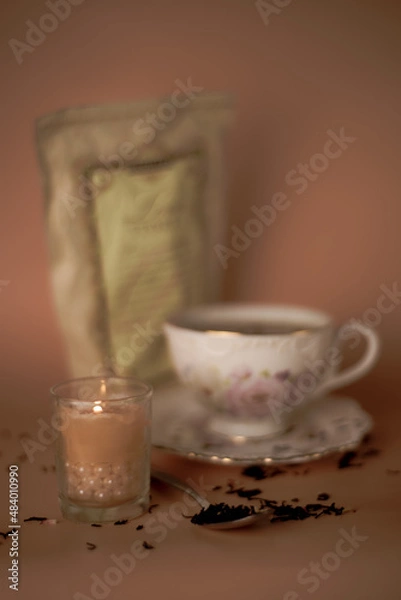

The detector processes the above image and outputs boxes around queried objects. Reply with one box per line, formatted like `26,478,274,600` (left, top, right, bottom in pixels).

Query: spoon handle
151,469,210,510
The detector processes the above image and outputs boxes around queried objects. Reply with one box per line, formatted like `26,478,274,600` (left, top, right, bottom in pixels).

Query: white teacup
164,303,380,438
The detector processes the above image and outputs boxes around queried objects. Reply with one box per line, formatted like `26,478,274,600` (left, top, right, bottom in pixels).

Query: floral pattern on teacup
179,363,312,418
224,368,296,418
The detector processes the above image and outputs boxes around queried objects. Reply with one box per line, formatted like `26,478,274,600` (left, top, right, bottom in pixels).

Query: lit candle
52,377,152,523
63,405,147,507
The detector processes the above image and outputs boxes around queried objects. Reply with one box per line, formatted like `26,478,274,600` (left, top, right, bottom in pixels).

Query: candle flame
100,381,106,396
93,405,103,414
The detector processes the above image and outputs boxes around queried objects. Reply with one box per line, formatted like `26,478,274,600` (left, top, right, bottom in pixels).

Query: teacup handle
314,321,381,397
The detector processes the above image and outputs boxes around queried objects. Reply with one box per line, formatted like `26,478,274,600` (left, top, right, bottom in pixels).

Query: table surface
1,370,400,600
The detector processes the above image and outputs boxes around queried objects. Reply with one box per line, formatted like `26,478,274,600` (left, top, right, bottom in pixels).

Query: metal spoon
151,468,271,530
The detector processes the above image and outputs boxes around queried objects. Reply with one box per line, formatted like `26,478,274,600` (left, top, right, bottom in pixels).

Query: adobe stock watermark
92,321,159,375
62,77,203,219
342,282,401,348
9,0,87,65
255,0,295,26
73,475,212,600
282,527,369,599
214,127,356,269
266,281,398,425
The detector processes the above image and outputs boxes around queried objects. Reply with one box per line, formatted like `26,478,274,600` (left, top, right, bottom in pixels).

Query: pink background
0,2,401,599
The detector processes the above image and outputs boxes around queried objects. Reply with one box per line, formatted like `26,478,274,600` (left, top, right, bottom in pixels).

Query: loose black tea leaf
136,525,144,531
86,542,97,551
291,498,300,503
386,469,400,476
262,499,345,523
306,503,326,511
191,502,256,525
143,541,154,550
148,504,159,514
114,520,128,526
226,482,262,500
23,517,48,523
317,493,330,501
212,485,222,491
91,524,102,528
191,494,347,527
0,531,11,539
337,442,380,470
242,465,267,480
338,451,362,469
242,465,285,481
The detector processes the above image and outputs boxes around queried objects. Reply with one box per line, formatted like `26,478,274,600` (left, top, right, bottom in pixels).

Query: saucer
151,381,373,465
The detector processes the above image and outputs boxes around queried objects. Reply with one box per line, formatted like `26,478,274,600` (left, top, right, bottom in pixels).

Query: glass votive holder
51,376,152,524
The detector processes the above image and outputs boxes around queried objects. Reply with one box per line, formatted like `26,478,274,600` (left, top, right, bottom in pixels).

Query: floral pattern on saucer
151,381,373,465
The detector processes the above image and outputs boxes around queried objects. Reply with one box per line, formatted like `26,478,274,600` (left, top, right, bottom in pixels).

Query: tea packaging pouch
36,92,233,382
